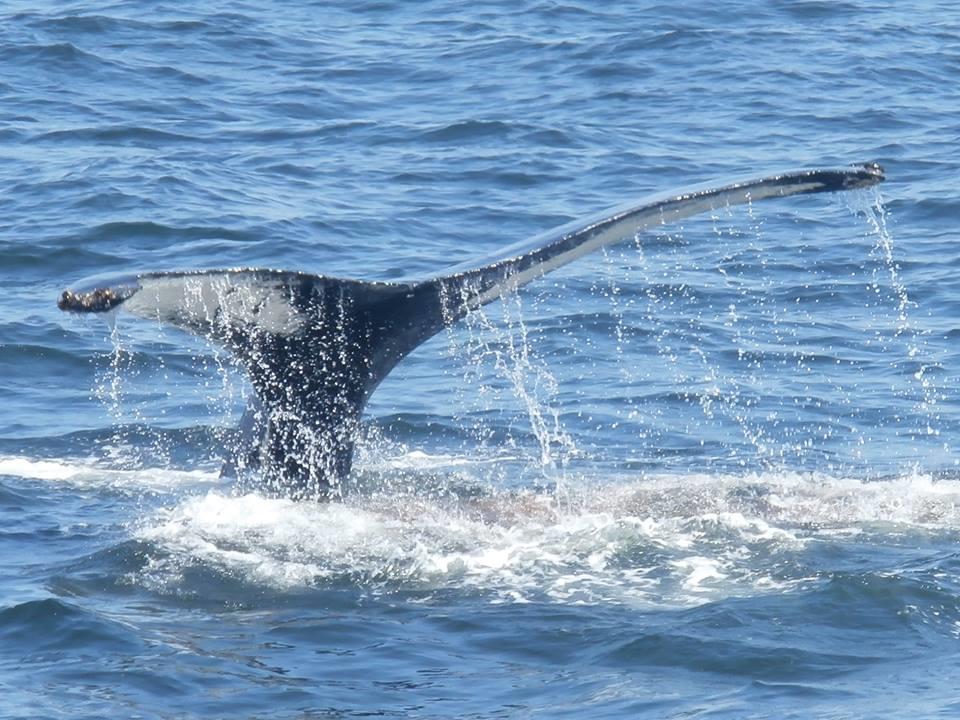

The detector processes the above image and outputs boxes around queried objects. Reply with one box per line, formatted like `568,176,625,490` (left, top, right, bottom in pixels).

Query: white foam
672,556,726,592
384,449,520,469
127,467,960,606
592,470,960,529
9,453,959,605
121,483,752,605
0,456,86,481
0,454,218,491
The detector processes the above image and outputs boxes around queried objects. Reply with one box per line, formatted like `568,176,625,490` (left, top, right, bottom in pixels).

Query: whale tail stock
57,163,885,498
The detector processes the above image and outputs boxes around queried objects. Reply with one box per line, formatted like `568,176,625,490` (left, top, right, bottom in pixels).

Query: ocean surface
2,1,960,718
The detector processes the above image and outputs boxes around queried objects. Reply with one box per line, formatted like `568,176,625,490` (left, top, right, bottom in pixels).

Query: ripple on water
0,598,143,654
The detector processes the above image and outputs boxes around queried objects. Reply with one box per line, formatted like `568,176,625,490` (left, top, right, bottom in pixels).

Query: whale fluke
58,162,885,498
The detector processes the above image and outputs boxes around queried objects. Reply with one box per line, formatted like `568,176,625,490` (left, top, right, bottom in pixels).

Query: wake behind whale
58,163,885,498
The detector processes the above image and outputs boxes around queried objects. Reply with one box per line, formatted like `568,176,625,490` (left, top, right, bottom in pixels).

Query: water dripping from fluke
57,163,887,499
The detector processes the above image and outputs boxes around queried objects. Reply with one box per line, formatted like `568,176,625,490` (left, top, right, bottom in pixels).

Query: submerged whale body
59,163,885,499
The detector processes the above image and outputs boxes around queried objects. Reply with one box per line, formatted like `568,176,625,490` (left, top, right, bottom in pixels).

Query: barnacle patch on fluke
844,161,885,188
58,286,131,313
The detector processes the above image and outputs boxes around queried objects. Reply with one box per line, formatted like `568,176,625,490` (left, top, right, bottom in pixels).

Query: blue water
3,1,960,717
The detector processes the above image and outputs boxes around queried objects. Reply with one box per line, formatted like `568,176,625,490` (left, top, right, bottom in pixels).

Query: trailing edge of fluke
58,162,885,499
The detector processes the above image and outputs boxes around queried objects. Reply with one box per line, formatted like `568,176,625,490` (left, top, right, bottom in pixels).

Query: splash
440,280,579,481
89,298,248,472
92,314,173,469
858,190,911,332
851,188,946,453
128,468,960,606
605,216,783,466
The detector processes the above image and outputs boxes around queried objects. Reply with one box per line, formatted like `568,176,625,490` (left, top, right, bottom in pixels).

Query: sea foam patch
127,474,815,606
126,468,960,606
0,454,219,491
598,470,960,529
10,453,953,606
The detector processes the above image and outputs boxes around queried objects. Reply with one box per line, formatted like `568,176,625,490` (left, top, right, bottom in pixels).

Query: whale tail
57,163,884,498
62,269,453,497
